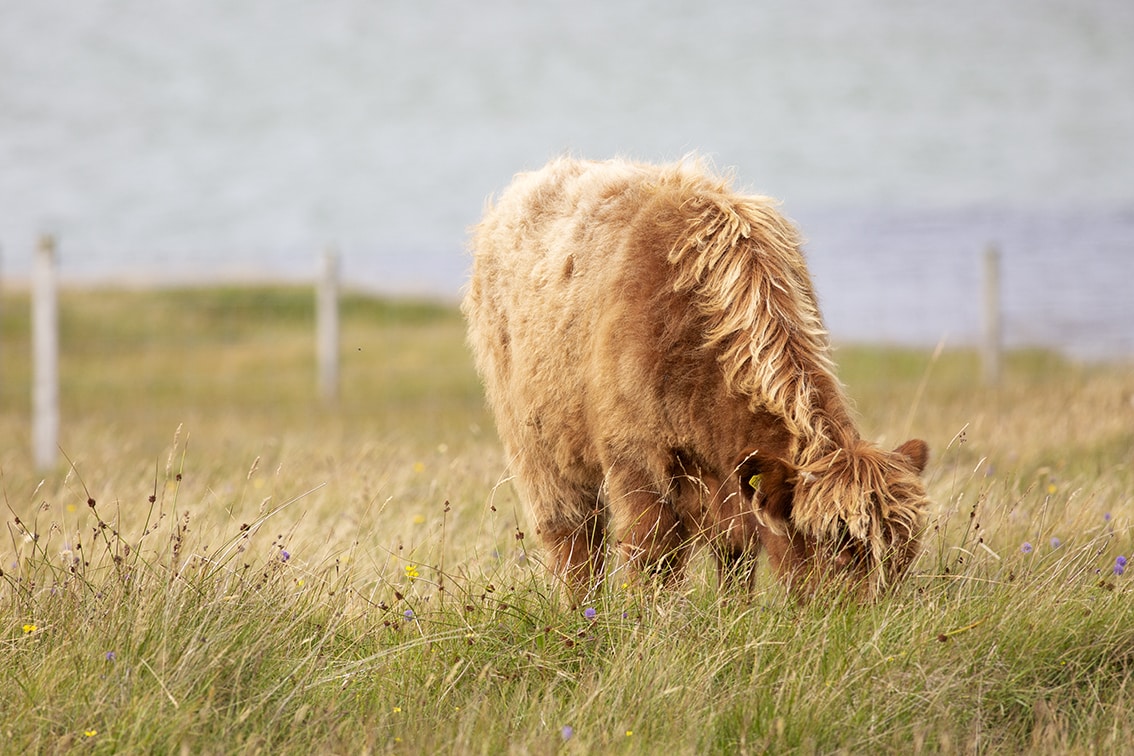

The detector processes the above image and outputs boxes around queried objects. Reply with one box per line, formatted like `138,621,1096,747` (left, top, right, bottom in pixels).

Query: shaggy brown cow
463,157,930,603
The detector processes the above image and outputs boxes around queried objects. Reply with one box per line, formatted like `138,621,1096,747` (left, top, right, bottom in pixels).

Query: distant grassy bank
2,286,1132,753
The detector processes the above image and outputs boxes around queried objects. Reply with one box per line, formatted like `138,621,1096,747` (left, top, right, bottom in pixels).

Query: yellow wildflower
22,624,36,634
405,564,420,580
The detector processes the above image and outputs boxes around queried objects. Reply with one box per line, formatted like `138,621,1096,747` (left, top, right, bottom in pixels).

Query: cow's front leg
606,468,691,586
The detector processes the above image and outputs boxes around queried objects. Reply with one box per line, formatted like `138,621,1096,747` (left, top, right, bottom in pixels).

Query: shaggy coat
464,157,930,602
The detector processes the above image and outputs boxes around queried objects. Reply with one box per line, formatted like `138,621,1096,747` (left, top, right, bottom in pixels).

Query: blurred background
2,0,1132,357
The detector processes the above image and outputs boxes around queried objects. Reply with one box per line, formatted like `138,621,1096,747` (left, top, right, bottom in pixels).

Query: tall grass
1,286,1131,753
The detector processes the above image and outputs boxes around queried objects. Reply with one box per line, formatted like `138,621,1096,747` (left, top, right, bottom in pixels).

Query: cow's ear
734,449,795,523
894,439,929,474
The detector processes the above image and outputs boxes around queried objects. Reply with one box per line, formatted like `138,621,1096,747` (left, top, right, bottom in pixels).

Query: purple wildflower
1049,537,1061,549
404,609,415,620
1115,556,1127,576
105,651,116,662
1104,513,1112,522
1021,542,1033,554
561,725,574,741
280,549,291,562
583,607,597,620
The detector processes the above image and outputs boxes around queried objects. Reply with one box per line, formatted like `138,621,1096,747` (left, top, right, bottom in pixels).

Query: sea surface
2,0,1132,357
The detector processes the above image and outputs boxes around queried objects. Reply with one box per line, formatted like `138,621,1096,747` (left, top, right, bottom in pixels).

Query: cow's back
464,158,674,476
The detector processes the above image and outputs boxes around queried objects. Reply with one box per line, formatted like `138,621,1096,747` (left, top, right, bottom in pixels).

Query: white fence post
33,234,60,470
316,246,340,403
982,244,1002,387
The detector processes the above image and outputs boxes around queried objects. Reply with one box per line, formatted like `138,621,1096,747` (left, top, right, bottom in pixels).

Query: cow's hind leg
538,504,606,606
519,473,607,605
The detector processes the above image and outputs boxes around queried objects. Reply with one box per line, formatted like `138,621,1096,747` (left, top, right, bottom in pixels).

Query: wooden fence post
33,234,60,470
982,244,1002,387
0,242,4,383
316,246,340,403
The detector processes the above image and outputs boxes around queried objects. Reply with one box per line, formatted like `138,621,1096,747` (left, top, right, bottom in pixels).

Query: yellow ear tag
748,474,763,491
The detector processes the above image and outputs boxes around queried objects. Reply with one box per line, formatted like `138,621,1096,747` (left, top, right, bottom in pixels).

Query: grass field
1,286,1132,754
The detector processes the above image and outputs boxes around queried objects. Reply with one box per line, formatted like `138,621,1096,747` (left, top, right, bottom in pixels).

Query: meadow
1,286,1131,754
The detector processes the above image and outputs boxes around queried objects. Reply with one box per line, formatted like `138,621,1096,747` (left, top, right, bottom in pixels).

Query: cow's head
735,439,930,599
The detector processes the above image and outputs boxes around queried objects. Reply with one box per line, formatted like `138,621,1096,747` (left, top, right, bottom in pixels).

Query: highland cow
463,157,930,603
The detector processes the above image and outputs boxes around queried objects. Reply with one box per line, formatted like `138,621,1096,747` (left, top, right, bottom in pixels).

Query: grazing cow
463,157,930,602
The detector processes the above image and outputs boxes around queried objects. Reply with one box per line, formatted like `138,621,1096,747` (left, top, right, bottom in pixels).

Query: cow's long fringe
792,442,930,590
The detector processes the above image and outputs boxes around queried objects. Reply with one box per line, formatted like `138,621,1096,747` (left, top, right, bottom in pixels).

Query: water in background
2,0,1132,357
